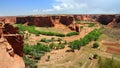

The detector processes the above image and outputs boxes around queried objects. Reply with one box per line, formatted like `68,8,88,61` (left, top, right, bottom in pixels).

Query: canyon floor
22,23,120,68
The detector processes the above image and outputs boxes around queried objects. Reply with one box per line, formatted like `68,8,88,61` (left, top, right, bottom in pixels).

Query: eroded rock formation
0,14,120,28
0,22,25,68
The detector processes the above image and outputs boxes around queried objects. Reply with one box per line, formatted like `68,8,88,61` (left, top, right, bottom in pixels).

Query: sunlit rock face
0,17,16,24
0,23,25,68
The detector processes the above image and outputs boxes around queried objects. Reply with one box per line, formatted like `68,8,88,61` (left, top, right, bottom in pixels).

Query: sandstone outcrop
0,16,16,24
0,22,25,68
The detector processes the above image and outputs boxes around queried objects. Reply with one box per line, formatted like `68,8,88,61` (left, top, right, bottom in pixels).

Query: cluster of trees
16,24,65,37
40,37,66,50
23,43,51,68
68,28,102,51
66,32,79,36
16,24,80,37
24,37,67,67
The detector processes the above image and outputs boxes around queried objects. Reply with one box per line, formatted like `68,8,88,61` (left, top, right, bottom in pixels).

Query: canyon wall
0,16,16,24
16,16,75,27
0,15,120,27
0,23,25,68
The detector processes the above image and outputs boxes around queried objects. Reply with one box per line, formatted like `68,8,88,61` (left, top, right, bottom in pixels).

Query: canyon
0,15,120,27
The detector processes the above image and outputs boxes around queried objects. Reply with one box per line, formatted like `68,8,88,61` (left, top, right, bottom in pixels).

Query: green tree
93,42,99,48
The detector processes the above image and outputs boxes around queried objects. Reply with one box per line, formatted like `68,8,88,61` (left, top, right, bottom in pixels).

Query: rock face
97,15,115,25
0,16,16,24
0,14,120,27
0,41,25,68
3,24,24,57
0,22,25,68
16,16,75,27
16,17,54,27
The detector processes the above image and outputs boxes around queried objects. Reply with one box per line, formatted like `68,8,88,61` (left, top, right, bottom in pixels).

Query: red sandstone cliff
0,14,120,27
0,23,25,68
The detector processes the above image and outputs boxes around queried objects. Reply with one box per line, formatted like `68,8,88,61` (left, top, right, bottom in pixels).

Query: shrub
55,33,65,37
56,44,65,50
24,44,32,54
93,42,99,48
66,32,79,36
76,20,81,24
93,54,98,59
80,26,83,31
51,37,55,42
23,56,37,68
40,38,49,43
23,43,51,68
68,40,81,50
63,40,67,45
88,23,94,27
47,55,50,61
49,43,56,49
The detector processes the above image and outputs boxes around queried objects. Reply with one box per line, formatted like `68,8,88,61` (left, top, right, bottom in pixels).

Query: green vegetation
88,23,94,27
23,43,51,68
47,55,50,61
23,56,37,68
49,43,56,49
66,32,79,36
40,38,51,43
80,26,83,31
92,42,99,48
75,20,81,24
93,54,98,59
15,24,65,37
15,24,82,37
56,44,65,50
51,37,55,42
68,28,102,50
98,57,120,68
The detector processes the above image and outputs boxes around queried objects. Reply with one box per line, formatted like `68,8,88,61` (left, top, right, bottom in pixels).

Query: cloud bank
34,0,120,14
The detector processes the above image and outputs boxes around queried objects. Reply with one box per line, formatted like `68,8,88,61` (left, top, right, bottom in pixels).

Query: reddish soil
106,47,120,55
102,42,120,47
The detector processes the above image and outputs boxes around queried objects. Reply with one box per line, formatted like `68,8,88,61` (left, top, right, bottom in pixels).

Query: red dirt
102,42,120,47
106,47,120,55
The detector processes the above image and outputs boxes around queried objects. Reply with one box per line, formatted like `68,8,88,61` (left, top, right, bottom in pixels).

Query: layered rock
0,14,120,27
0,22,25,68
16,15,75,27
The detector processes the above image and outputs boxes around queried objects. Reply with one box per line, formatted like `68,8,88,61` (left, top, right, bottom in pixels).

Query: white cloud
53,5,62,10
54,0,88,9
41,0,88,13
33,0,120,14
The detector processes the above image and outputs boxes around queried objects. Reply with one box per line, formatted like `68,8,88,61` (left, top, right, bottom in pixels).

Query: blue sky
0,0,120,16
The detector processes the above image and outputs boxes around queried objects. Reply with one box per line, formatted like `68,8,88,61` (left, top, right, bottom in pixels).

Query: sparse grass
102,28,120,40
98,57,120,68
